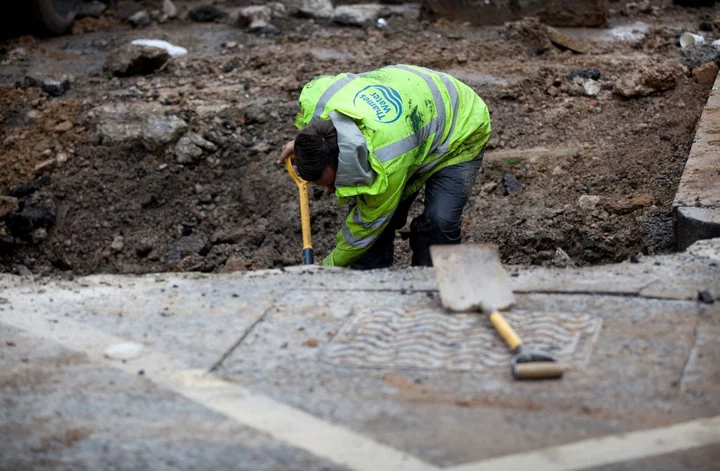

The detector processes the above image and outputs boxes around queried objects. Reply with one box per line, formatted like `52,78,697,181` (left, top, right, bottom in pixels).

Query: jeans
352,150,484,269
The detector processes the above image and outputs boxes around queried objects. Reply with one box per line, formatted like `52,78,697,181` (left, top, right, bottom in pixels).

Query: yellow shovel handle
489,311,522,350
285,158,313,255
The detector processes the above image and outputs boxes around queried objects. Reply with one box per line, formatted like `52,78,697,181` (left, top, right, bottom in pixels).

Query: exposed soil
1,0,718,275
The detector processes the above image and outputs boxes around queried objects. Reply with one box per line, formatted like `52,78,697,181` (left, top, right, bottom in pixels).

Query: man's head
294,120,338,188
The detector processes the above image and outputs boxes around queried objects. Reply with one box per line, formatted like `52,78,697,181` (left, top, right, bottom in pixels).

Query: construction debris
614,60,685,97
104,44,170,77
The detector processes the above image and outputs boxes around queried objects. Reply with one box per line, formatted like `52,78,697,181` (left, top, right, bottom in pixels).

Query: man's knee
412,210,461,243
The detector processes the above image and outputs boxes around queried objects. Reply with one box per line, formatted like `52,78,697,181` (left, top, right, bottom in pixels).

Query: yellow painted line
2,307,438,471
449,415,720,471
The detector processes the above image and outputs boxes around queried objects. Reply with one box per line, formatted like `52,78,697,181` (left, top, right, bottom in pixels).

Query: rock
188,133,217,152
104,44,170,77
128,10,151,27
77,0,106,18
188,5,228,22
604,193,654,215
552,247,573,268
582,79,601,97
481,182,498,194
142,116,188,150
333,5,384,27
547,27,592,53
267,2,287,17
33,158,59,175
42,78,72,97
502,173,523,196
55,120,73,132
698,290,714,304
237,6,273,26
614,61,685,98
163,0,178,18
306,339,318,347
578,195,602,211
692,61,719,85
111,235,125,252
675,44,720,70
0,196,19,218
503,17,552,53
249,20,281,35
30,227,47,244
296,0,334,20
175,136,204,164
567,69,601,81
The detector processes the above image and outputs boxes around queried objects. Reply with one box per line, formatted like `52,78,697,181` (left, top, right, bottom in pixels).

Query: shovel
286,157,314,265
430,244,563,380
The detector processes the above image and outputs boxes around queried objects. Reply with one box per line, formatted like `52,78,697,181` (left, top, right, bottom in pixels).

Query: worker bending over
278,65,491,268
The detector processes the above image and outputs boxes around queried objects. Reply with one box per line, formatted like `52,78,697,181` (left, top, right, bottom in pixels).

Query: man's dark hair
294,120,338,182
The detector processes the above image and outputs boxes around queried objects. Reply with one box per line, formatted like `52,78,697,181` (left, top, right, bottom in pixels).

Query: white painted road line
1,307,439,471
449,415,720,471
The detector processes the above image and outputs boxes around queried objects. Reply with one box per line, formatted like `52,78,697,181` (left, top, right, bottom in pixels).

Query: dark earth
1,0,719,275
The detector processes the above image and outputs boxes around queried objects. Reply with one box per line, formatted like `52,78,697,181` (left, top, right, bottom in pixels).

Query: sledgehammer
286,157,314,265
431,244,563,380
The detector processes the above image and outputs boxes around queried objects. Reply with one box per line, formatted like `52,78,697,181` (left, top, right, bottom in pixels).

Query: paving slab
1,240,720,470
674,73,720,250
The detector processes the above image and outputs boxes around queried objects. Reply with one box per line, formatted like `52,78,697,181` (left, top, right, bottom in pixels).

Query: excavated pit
0,1,716,275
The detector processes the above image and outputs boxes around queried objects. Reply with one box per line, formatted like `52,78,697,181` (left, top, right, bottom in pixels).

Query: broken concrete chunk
128,10,151,27
605,193,654,214
503,17,552,52
249,20,281,35
163,0,178,19
333,5,384,27
582,79,601,97
614,60,685,98
188,133,217,153
296,0,334,20
175,136,204,164
0,196,19,219
693,61,719,85
503,173,523,196
547,27,592,54
237,5,273,26
142,116,188,150
675,44,720,70
578,195,602,211
104,44,170,77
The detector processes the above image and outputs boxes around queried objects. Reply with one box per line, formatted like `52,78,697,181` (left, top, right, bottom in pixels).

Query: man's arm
323,171,405,267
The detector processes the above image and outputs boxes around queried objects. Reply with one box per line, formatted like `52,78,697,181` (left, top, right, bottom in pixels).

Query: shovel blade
431,244,515,313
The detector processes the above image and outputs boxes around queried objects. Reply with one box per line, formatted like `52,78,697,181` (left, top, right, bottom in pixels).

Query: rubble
143,116,189,150
18,76,72,97
104,44,170,77
605,193,654,215
175,136,204,164
128,10,151,28
188,133,217,153
614,60,685,98
333,5,384,27
163,0,178,19
675,44,720,70
188,5,228,22
693,61,719,85
503,173,523,195
503,18,552,53
296,0,335,20
578,195,602,211
111,236,125,252
547,27,592,54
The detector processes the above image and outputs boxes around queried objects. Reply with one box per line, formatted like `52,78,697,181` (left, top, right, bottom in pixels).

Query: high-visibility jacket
295,65,491,267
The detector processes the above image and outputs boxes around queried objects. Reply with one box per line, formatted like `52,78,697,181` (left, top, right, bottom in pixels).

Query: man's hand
277,140,295,165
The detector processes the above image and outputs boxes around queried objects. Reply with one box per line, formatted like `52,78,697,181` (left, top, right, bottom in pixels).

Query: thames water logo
353,85,403,124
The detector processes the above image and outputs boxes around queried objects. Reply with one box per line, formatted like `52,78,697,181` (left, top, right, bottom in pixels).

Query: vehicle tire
29,0,78,35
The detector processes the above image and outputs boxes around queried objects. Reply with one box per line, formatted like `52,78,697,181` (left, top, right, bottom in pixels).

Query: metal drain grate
322,308,602,372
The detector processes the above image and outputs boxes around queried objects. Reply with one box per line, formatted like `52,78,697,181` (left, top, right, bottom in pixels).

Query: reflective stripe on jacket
295,65,491,267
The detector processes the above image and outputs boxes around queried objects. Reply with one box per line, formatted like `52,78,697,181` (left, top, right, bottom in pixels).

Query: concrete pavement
1,239,719,471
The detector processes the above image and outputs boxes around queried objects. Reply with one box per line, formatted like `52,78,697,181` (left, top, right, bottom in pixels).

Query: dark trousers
352,151,483,269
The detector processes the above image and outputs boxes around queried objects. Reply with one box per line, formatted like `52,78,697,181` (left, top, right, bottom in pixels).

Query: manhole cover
322,308,602,372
